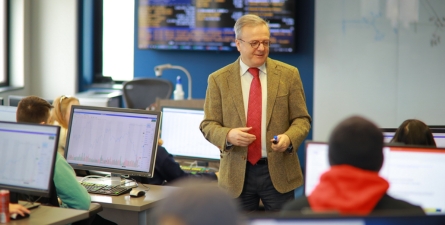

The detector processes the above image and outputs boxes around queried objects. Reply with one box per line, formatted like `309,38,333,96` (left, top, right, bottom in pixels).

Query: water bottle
174,76,185,100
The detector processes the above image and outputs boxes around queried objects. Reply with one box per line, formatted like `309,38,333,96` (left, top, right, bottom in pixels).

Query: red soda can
0,190,10,223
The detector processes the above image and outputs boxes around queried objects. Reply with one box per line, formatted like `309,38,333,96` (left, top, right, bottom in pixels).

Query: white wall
29,0,77,99
314,0,445,141
1,0,77,102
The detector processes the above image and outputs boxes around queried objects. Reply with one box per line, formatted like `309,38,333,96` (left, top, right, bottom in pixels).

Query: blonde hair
234,14,269,39
49,95,79,129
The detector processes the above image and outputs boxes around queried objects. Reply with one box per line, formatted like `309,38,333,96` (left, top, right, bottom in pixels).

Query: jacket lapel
266,58,279,128
227,58,246,125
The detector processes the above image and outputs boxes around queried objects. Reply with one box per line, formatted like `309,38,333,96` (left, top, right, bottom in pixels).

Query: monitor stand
81,173,137,187
197,161,209,167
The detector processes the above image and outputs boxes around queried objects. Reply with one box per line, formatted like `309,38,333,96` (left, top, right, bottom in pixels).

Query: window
0,0,8,86
102,0,134,82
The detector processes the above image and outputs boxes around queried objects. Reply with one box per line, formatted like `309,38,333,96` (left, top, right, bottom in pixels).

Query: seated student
9,203,30,217
132,138,218,185
391,119,436,147
281,116,425,215
48,95,80,157
150,178,241,225
16,96,91,210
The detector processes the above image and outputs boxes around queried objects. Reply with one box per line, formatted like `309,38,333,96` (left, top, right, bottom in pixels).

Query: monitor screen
0,105,17,122
160,107,220,161
65,105,161,177
0,121,59,197
8,95,54,107
305,142,445,212
138,1,296,52
381,128,445,147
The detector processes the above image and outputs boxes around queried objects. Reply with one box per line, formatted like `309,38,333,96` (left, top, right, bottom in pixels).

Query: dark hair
328,116,384,172
391,119,436,147
16,96,53,124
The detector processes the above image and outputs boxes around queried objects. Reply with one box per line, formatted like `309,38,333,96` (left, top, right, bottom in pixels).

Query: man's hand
226,127,256,147
270,134,291,152
9,203,30,216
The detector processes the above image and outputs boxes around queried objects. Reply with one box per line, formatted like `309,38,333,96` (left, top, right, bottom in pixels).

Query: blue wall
80,0,314,167
133,1,315,167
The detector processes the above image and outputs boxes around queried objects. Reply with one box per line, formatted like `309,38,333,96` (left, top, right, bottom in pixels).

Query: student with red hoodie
281,116,425,215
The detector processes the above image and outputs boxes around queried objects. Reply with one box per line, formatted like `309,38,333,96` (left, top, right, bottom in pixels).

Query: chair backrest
122,78,173,109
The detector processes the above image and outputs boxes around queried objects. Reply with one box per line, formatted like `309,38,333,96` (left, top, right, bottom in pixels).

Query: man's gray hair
234,14,269,39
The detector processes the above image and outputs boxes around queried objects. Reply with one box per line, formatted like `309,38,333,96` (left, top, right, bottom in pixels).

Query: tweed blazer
200,57,311,197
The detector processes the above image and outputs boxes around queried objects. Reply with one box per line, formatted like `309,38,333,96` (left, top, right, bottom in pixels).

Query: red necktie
246,68,262,165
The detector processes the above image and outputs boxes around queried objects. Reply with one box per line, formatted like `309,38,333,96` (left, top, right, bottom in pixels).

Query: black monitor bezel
65,105,161,177
0,121,59,198
160,106,220,162
8,95,53,107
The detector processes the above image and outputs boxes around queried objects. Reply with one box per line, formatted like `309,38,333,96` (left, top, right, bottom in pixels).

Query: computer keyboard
81,182,133,196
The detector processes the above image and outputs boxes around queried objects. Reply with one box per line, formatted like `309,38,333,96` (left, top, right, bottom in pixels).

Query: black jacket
132,146,217,185
281,194,425,215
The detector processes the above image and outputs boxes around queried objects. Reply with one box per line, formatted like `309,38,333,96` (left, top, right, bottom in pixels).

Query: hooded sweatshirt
308,165,389,215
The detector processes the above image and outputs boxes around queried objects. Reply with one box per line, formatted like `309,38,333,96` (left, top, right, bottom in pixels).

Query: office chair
122,78,173,109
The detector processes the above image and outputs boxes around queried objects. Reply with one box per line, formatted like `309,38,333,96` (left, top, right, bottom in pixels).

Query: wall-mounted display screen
138,0,296,52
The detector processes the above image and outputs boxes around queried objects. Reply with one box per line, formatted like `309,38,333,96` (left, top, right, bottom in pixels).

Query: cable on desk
80,175,105,183
139,183,151,192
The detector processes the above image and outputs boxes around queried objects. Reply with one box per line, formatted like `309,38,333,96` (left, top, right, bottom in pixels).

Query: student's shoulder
281,196,310,213
374,194,425,215
209,60,239,79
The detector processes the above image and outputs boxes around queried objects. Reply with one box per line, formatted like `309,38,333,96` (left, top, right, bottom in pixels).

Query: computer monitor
248,213,445,225
0,105,18,122
0,121,59,198
65,105,161,182
305,141,445,212
160,106,220,161
8,95,54,107
381,128,445,147
428,126,445,129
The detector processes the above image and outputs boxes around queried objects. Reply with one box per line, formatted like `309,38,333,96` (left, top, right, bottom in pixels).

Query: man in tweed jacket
200,14,311,211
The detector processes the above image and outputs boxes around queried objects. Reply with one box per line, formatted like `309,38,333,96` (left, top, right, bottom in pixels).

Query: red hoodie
308,165,389,215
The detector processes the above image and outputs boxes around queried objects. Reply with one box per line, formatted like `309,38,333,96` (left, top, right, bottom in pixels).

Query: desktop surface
7,205,88,225
87,181,178,211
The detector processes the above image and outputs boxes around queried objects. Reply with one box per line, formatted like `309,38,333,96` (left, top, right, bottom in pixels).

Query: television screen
138,0,296,52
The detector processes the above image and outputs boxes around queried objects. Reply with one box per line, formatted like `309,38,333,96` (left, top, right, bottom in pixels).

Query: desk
89,184,178,225
7,205,89,225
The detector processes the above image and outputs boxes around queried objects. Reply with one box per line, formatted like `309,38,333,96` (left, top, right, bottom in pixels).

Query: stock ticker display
138,0,295,52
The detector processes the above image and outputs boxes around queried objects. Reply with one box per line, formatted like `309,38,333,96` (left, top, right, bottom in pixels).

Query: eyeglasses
238,39,270,48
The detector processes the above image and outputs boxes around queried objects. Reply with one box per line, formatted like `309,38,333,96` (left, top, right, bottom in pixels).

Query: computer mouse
10,212,30,220
129,189,145,198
